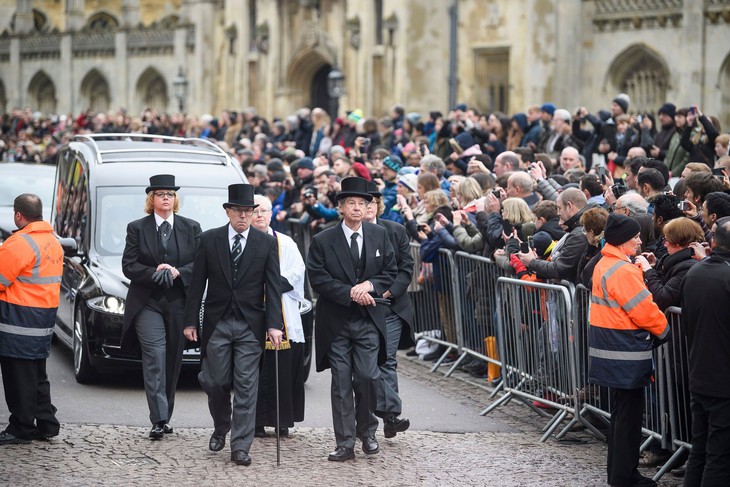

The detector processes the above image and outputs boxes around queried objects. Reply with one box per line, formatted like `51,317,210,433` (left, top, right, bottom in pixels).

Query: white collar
341,221,363,241
228,224,251,241
154,213,174,228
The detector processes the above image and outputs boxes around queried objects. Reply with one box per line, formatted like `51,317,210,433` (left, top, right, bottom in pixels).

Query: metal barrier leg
488,380,504,399
444,350,469,378
653,445,688,482
540,409,568,443
480,391,513,416
429,345,454,373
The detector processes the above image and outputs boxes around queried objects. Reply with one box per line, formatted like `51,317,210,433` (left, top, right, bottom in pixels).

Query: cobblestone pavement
0,355,683,486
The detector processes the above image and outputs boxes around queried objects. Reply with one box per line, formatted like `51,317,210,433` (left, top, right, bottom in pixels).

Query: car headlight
87,295,126,315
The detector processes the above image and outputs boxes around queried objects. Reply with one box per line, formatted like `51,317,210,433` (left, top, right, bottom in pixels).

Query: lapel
332,225,357,284
233,228,256,285
142,214,159,263
215,225,233,288
362,223,377,277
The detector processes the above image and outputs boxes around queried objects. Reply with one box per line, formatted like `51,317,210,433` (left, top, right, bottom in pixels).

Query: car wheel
73,307,98,384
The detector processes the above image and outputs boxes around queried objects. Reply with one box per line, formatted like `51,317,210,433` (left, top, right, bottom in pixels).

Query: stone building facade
1,0,729,129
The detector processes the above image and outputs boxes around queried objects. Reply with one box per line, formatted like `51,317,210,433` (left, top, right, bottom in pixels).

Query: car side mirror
58,237,78,257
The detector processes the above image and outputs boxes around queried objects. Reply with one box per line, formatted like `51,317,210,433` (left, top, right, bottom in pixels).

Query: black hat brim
146,185,180,193
222,202,260,209
336,191,373,202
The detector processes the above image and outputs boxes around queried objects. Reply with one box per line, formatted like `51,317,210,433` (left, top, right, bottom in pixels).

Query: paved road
0,343,683,486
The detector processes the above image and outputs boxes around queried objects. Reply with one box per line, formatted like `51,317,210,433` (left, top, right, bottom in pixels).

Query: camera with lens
611,179,628,199
303,186,318,200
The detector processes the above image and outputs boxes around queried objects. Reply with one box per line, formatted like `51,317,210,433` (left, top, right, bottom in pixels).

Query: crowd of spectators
5,93,730,481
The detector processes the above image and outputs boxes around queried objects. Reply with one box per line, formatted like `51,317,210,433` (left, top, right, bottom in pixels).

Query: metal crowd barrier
482,277,578,442
407,243,464,373
654,307,691,480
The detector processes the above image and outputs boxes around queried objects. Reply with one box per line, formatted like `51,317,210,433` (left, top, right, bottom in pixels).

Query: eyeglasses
227,207,255,215
154,191,176,198
252,209,271,216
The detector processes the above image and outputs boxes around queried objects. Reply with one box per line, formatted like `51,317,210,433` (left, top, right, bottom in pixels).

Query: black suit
307,221,397,449
122,213,201,425
183,224,282,454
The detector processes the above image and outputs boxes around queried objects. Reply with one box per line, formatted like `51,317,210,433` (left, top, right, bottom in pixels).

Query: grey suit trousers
376,310,403,418
328,315,380,449
198,316,262,453
135,302,186,425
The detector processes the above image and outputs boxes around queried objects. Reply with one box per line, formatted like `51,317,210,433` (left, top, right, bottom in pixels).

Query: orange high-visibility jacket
0,220,63,359
588,244,669,389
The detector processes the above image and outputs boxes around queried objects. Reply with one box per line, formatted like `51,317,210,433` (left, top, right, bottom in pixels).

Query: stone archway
605,44,669,114
135,67,168,113
286,46,335,111
80,69,111,113
719,52,730,133
28,71,56,113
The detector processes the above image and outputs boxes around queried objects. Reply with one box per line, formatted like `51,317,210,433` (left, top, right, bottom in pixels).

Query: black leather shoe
209,434,226,452
149,424,164,440
384,416,410,438
31,429,58,441
277,427,289,437
162,423,173,434
231,450,252,466
254,426,267,438
328,446,355,462
361,435,379,455
0,431,31,445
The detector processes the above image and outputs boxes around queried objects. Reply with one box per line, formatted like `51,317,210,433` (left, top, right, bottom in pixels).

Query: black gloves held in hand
152,269,174,289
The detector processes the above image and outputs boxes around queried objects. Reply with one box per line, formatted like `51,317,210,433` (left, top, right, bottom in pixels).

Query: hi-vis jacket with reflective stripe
0,220,63,359
588,244,669,389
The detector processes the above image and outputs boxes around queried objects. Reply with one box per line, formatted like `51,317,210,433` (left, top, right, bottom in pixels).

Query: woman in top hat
122,174,202,439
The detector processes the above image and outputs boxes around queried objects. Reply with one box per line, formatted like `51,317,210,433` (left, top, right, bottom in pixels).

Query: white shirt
154,213,174,229
341,221,363,258
228,225,251,252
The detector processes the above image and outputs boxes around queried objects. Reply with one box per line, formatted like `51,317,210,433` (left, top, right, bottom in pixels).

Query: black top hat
337,177,373,202
146,174,180,193
366,180,382,198
223,183,258,208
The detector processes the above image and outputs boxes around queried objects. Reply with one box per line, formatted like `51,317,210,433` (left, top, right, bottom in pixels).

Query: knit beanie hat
397,173,418,192
383,154,403,173
347,109,364,123
612,93,630,114
604,213,641,246
657,103,676,119
541,103,556,116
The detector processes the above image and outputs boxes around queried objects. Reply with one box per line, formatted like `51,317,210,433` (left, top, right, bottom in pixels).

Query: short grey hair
617,191,648,216
508,171,534,194
420,155,446,178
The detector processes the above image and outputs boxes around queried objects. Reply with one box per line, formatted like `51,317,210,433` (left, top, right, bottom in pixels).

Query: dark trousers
685,392,730,487
327,316,380,449
607,387,644,487
134,300,185,425
376,310,403,418
0,356,59,439
198,316,261,453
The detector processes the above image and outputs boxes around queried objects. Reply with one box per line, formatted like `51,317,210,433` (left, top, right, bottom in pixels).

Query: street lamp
327,66,345,99
172,66,188,113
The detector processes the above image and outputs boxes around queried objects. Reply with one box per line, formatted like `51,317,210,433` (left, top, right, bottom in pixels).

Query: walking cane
275,345,281,466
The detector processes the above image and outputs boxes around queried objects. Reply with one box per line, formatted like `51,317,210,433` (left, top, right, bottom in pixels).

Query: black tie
350,233,359,270
232,233,243,266
159,221,171,249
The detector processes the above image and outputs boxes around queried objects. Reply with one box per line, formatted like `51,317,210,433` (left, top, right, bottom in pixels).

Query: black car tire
73,307,98,384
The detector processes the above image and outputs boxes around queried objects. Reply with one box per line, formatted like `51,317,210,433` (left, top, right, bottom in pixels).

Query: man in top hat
588,213,669,487
306,177,397,462
183,183,283,466
122,174,201,439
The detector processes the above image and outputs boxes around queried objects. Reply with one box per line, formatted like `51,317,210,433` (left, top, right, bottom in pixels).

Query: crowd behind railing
5,94,730,483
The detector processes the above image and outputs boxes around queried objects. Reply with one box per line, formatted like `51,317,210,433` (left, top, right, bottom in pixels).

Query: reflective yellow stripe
16,275,62,285
0,273,11,287
19,234,41,278
622,288,650,313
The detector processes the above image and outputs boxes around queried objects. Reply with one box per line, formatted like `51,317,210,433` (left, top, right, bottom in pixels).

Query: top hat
336,177,373,202
223,183,258,208
146,174,180,193
366,180,382,198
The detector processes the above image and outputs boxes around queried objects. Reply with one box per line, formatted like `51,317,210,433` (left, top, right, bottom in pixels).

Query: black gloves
152,269,174,289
